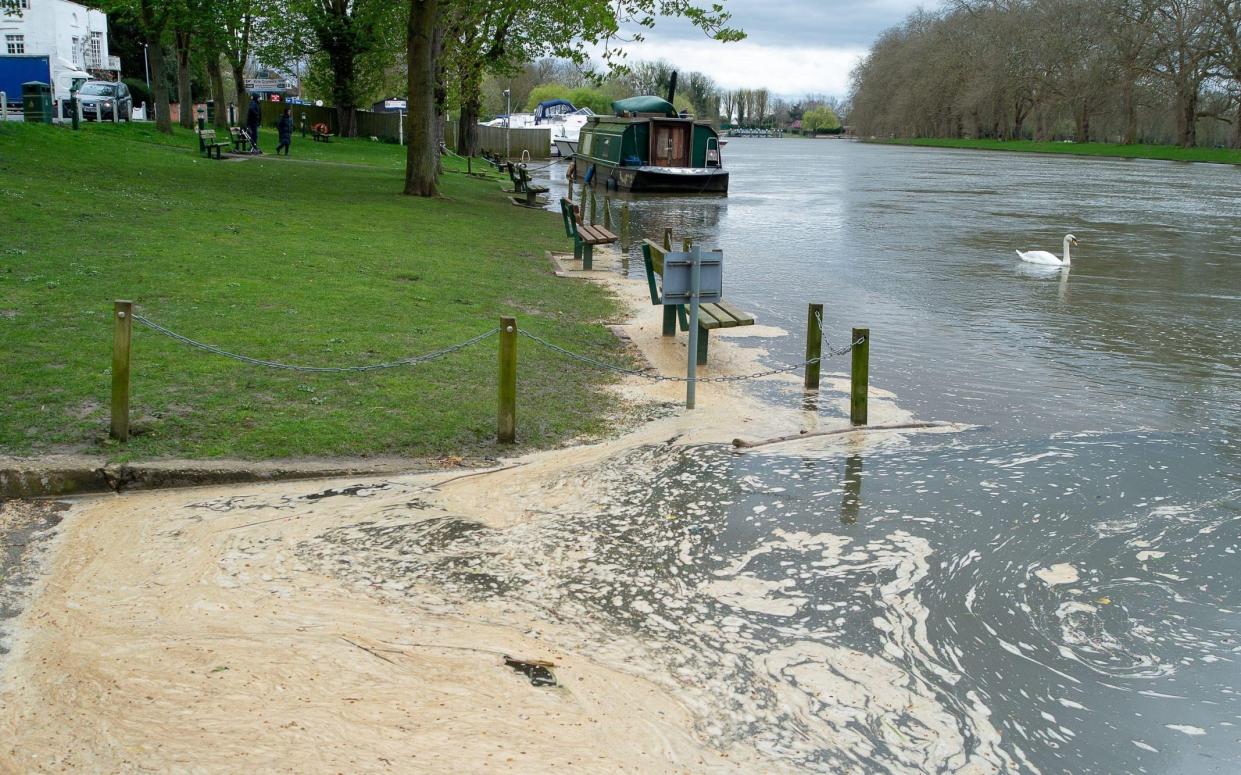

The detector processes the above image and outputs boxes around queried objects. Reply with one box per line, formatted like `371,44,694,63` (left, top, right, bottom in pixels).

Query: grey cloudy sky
601,0,930,98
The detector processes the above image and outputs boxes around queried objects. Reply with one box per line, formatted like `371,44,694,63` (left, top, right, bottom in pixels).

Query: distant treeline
849,1,1241,148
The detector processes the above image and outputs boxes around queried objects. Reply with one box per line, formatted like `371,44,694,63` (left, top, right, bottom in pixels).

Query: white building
1,0,118,102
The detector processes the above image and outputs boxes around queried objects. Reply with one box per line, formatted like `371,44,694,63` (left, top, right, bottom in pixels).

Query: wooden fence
256,102,550,158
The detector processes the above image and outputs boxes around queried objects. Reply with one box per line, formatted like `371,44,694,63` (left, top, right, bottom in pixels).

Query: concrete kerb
0,456,453,499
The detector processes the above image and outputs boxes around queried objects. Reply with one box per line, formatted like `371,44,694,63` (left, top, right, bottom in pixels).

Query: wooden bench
228,126,250,152
199,129,228,159
559,198,617,270
312,129,333,142
642,237,756,365
511,165,549,206
482,149,510,173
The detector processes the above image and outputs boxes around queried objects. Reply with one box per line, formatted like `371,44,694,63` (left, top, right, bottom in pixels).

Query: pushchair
242,126,263,155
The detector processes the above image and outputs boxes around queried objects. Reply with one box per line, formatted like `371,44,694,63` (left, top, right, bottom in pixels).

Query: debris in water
1034,563,1079,586
504,656,557,687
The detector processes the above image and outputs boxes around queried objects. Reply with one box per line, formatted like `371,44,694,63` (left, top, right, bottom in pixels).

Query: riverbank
0,122,629,462
869,137,1241,165
0,238,947,771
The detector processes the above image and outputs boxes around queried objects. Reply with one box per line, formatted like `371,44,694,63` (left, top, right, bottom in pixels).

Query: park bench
312,124,333,142
559,198,617,270
228,126,250,152
510,165,549,206
482,149,510,173
642,237,756,365
198,129,228,160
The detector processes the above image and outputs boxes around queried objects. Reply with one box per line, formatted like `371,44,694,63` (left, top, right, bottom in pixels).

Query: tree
118,0,175,133
402,0,743,197
803,106,841,134
751,87,769,127
1210,0,1241,146
290,0,403,138
1150,0,1221,146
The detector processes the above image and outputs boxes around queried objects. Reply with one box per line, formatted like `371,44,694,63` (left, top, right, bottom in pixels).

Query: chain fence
518,326,864,385
133,314,499,374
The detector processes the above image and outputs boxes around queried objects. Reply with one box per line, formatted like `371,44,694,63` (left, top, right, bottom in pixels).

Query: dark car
78,81,132,122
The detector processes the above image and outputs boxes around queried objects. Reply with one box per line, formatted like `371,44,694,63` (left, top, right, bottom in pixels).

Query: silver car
78,81,132,122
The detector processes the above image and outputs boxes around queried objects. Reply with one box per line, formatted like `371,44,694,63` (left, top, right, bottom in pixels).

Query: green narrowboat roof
612,96,678,117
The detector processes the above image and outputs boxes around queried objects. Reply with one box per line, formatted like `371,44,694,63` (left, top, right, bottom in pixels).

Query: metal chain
518,328,864,384
815,311,862,357
133,314,498,373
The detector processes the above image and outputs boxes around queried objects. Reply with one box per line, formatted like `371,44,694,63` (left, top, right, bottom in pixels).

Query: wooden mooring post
589,189,597,225
804,303,823,390
110,300,133,441
497,316,517,443
603,196,612,230
621,201,630,244
850,328,870,425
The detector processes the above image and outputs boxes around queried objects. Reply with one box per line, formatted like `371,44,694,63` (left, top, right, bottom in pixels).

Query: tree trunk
456,66,481,156
1121,75,1137,144
327,45,358,138
1075,100,1089,143
432,23,446,176
150,38,172,134
1234,100,1241,149
1176,86,1197,148
404,0,439,197
207,54,227,129
175,29,193,129
231,64,246,122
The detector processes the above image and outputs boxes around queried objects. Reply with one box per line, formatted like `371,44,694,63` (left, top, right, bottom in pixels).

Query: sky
598,0,932,99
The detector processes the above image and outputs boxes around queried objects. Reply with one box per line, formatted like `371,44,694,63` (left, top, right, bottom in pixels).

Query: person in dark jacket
245,94,262,153
276,108,293,156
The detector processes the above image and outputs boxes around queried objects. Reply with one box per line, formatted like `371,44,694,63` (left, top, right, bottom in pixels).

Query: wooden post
663,227,672,250
804,303,823,390
467,155,472,175
850,328,869,426
621,201,630,243
603,196,612,230
110,300,133,441
497,316,517,443
589,189,597,225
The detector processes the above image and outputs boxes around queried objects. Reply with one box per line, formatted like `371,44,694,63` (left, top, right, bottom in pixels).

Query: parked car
78,81,132,122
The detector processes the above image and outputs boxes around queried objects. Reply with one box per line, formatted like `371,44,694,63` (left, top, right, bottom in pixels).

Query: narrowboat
575,95,728,194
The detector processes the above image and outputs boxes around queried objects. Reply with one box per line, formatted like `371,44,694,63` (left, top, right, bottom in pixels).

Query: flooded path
2,143,1239,773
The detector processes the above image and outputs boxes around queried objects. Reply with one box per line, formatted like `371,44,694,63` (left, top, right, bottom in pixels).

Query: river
519,141,1241,772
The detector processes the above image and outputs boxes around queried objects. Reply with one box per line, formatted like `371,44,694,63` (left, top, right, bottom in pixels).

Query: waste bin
21,81,52,123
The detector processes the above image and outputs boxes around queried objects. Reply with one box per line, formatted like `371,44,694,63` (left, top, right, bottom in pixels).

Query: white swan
1017,234,1078,266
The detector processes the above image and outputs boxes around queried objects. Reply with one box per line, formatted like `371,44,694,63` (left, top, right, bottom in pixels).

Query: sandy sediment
0,246,944,773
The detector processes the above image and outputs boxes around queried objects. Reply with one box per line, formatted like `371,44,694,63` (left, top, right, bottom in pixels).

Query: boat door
651,121,690,167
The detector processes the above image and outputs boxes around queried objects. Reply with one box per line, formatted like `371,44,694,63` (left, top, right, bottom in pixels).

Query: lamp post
142,43,150,121
503,88,511,159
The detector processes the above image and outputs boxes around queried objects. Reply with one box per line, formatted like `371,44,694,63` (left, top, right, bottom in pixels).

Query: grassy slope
0,122,629,460
871,137,1241,165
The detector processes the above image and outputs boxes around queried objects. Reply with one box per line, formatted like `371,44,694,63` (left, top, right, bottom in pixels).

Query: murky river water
320,144,1241,772
529,143,1241,771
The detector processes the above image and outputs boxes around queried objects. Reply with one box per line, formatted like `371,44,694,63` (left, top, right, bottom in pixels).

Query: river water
529,142,1241,772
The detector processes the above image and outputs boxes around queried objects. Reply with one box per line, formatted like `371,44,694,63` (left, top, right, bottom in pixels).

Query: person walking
276,108,293,156
246,94,262,154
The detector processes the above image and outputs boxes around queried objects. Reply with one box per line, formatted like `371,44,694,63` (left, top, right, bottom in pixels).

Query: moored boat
574,94,728,194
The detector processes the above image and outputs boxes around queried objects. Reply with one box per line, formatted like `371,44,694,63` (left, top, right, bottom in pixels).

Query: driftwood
732,422,954,450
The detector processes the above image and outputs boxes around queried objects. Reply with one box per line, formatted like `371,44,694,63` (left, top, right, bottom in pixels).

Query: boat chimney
666,71,678,105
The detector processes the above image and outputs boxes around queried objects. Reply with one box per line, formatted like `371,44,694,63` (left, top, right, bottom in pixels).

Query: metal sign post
661,246,723,410
685,246,702,408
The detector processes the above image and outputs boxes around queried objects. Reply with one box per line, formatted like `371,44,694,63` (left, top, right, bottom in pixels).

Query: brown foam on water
0,248,935,772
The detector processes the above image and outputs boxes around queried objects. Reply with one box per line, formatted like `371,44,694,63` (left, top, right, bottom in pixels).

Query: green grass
870,137,1241,165
0,121,632,461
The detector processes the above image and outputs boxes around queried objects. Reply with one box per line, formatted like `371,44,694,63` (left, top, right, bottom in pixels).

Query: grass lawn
870,137,1241,165
0,121,632,461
